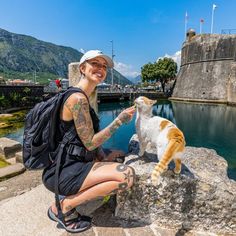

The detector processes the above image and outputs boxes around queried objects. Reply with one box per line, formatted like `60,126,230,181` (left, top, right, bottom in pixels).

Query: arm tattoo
84,118,122,151
118,113,131,124
67,95,122,151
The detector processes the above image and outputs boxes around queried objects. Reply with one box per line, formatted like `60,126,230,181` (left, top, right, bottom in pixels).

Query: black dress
42,99,100,196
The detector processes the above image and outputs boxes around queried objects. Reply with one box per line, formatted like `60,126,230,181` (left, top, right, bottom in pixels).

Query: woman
42,50,136,233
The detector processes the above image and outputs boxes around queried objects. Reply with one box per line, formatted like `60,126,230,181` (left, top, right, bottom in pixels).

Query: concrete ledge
0,184,63,236
0,137,22,159
0,163,25,180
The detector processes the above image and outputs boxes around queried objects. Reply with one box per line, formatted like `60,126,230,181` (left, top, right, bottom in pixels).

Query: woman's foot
47,207,91,233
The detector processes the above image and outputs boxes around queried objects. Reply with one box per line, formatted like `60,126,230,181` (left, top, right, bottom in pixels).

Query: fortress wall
227,61,236,104
172,34,236,104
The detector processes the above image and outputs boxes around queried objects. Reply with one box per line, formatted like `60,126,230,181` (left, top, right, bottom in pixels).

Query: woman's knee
116,164,136,189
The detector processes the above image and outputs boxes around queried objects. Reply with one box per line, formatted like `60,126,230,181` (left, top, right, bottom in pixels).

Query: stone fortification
172,34,236,105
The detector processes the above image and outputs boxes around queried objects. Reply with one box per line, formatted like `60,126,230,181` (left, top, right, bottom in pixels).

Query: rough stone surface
0,163,25,180
0,168,234,235
0,169,42,201
115,135,236,235
15,151,23,163
0,137,22,159
172,34,236,105
68,62,81,87
0,184,63,236
76,197,107,216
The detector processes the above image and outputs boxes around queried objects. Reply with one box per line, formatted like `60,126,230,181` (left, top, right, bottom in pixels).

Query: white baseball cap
79,50,114,68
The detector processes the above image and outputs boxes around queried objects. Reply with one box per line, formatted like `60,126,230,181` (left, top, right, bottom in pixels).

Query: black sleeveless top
57,89,100,154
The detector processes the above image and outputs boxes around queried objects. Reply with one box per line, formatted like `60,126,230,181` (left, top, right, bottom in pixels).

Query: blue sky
0,0,235,78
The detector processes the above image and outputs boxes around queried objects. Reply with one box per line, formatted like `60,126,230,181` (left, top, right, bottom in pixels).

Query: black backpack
23,87,86,169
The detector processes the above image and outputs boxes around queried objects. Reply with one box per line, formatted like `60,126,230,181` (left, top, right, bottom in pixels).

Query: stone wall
172,34,236,105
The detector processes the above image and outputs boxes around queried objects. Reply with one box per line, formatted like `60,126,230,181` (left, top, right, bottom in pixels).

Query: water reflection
2,100,236,180
171,101,236,179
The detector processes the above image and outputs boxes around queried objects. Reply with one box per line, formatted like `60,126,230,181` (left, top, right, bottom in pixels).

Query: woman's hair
89,87,98,114
79,65,98,114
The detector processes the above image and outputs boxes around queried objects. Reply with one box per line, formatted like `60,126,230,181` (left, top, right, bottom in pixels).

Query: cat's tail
151,128,185,185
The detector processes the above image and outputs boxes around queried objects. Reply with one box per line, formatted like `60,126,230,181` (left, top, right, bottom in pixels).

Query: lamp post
110,40,115,89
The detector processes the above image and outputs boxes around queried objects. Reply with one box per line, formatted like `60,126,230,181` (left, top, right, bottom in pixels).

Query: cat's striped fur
135,96,185,185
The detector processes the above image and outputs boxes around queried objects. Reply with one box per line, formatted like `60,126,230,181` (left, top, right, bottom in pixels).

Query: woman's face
80,57,108,84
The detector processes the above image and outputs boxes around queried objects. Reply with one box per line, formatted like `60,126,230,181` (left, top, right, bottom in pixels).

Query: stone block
126,226,156,236
0,163,25,180
76,196,110,217
68,62,80,87
62,227,96,236
6,157,16,165
95,227,126,236
0,137,22,159
15,151,23,163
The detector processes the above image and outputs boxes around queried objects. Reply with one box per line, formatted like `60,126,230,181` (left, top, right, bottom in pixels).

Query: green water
1,101,236,180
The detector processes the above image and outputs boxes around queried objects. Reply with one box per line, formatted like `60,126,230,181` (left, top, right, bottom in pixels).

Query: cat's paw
173,168,181,175
151,173,160,186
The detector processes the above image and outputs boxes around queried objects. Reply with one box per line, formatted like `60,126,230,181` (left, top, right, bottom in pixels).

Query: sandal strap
63,208,79,222
48,206,91,233
63,208,78,218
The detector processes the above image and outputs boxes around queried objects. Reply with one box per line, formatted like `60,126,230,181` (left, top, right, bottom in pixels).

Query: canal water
2,100,236,180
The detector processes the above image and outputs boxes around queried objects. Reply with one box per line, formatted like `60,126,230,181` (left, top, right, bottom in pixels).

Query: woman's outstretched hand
117,106,136,124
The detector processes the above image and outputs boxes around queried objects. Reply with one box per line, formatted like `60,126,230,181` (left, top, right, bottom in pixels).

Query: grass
0,155,10,168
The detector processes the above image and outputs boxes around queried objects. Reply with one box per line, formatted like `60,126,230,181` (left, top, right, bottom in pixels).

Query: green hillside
0,28,132,85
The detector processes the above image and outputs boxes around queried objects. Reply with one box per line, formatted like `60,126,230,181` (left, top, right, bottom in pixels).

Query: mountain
128,74,142,84
0,28,131,85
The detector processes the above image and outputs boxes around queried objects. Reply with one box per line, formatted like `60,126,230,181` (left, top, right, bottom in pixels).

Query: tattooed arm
65,93,135,151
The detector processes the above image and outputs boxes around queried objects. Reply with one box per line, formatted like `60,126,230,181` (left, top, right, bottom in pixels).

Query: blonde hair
77,68,98,114
89,88,98,114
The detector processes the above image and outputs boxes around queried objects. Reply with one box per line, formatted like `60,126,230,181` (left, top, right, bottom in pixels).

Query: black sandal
47,207,91,233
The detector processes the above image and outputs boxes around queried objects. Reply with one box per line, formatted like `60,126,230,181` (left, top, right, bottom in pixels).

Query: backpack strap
54,87,90,222
61,87,90,108
54,128,77,223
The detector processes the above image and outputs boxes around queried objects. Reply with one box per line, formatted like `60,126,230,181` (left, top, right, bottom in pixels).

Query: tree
141,57,177,93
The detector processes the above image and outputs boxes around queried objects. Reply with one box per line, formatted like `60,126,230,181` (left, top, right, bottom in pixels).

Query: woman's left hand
117,106,136,124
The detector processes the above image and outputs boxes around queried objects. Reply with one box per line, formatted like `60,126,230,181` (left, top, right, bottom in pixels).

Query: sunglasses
86,60,108,70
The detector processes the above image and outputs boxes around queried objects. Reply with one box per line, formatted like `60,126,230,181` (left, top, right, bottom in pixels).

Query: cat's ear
150,99,157,105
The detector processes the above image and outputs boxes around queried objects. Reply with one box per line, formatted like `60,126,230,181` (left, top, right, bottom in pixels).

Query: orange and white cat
134,96,186,185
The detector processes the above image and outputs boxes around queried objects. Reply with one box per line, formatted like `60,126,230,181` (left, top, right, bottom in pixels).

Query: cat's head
134,96,156,114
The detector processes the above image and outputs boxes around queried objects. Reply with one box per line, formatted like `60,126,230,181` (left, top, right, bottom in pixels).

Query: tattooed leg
92,162,115,171
55,163,135,213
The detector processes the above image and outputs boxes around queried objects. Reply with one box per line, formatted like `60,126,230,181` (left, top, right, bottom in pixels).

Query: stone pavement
0,183,226,236
0,184,173,236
